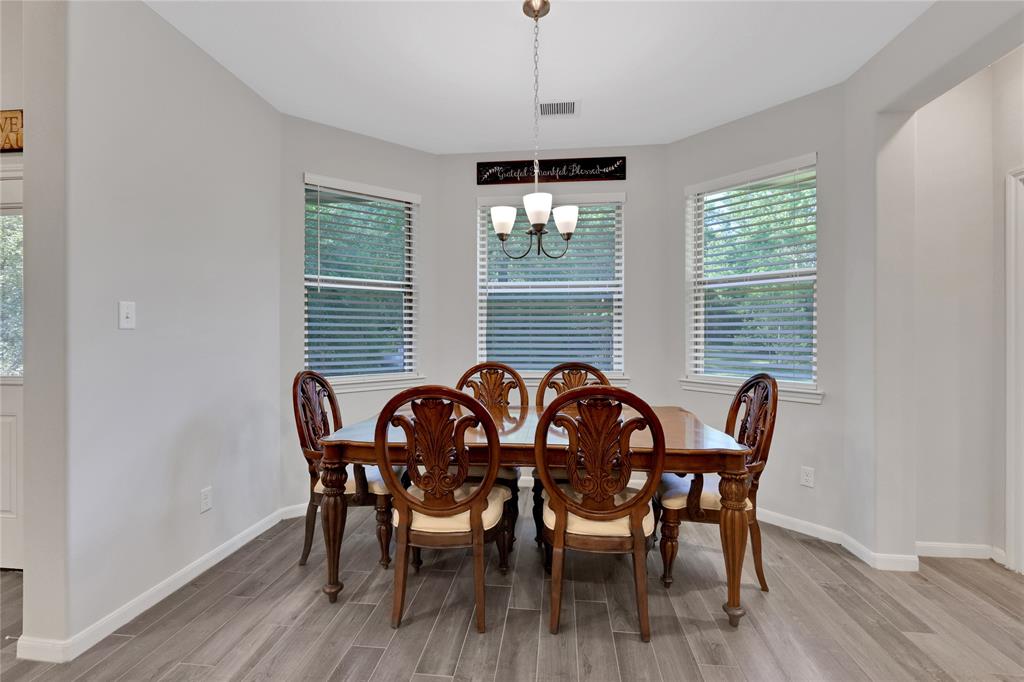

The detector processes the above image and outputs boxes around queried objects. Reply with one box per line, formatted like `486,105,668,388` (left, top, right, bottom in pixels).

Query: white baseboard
524,476,920,572
916,541,1008,564
17,503,308,663
755,508,919,571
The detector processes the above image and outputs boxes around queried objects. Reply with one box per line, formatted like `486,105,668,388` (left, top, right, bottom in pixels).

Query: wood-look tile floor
3,487,1023,681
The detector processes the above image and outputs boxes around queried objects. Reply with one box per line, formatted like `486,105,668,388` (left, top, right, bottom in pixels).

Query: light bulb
553,205,579,235
491,206,517,235
523,192,552,226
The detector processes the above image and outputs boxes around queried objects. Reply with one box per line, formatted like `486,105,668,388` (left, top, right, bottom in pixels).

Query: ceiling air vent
539,101,577,117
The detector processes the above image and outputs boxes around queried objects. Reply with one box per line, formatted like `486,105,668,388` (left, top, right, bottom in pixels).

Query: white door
0,168,23,569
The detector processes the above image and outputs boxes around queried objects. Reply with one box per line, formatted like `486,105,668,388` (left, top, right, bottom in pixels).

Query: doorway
1007,167,1024,574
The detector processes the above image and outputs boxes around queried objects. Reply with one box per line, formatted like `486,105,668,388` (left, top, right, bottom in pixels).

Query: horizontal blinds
687,165,817,383
477,202,624,372
304,184,416,378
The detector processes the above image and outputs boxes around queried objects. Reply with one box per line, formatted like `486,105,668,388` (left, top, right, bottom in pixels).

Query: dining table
318,402,755,626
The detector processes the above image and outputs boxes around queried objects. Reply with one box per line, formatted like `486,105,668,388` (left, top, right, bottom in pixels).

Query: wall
58,0,282,640
21,0,71,647
1,0,22,110
992,47,1024,554
912,67,997,548
279,115,439,505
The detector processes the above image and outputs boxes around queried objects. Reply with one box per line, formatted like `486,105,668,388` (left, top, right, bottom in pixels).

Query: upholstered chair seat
541,487,655,537
395,485,511,533
657,474,754,512
313,464,390,496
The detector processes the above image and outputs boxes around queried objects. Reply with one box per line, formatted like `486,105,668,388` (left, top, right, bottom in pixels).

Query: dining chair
535,386,666,641
654,373,778,590
532,362,612,546
375,385,513,631
292,370,394,567
456,361,528,538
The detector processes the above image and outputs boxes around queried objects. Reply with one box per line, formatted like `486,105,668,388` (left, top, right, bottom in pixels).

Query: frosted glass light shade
490,206,517,235
523,192,552,226
553,205,579,235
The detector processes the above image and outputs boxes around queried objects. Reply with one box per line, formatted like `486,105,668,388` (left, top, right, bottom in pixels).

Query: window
1,211,22,377
685,157,817,386
476,197,624,373
304,176,417,379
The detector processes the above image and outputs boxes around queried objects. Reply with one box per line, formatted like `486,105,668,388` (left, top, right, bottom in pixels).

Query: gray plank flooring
2,487,1023,681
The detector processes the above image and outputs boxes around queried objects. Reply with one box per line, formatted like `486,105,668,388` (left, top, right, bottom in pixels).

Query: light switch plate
118,301,136,329
200,486,213,514
800,466,815,488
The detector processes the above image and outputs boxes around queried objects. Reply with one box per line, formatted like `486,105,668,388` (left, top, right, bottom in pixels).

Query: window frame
302,172,424,393
475,191,628,382
680,154,824,405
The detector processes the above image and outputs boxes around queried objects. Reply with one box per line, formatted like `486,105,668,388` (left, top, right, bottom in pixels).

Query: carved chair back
456,362,529,409
292,370,342,463
536,362,611,407
725,374,778,481
535,386,665,533
376,386,502,527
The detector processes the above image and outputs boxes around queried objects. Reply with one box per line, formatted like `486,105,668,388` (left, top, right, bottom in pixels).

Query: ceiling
148,1,931,154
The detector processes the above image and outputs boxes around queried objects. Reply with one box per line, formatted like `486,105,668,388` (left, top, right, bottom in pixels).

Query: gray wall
60,0,282,637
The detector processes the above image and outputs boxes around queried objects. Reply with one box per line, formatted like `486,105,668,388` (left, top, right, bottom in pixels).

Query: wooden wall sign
1,110,23,153
477,156,625,185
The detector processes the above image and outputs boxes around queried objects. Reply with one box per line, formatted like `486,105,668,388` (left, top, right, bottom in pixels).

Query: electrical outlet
800,466,815,488
118,301,136,329
200,486,213,514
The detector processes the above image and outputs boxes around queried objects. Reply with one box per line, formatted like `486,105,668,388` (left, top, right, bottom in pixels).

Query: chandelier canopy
490,0,578,259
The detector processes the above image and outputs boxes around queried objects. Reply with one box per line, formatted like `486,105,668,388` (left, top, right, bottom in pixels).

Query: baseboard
916,541,1008,563
17,503,308,663
756,508,919,572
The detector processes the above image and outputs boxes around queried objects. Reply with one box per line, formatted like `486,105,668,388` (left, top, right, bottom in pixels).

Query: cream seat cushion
542,487,655,537
657,474,753,511
313,464,390,496
467,465,521,481
393,485,511,533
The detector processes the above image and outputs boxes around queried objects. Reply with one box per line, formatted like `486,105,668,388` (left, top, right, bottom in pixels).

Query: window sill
0,376,23,386
679,376,824,405
327,373,426,395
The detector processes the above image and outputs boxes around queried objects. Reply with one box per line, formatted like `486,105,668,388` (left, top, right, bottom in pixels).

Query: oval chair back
375,385,502,521
534,385,666,538
456,362,529,409
535,362,611,408
725,374,778,484
292,370,341,463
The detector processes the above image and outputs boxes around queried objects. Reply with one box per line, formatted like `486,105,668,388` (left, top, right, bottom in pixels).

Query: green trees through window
0,213,22,377
687,165,818,383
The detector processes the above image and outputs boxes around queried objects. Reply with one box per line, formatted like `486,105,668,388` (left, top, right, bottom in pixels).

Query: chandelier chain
533,17,540,193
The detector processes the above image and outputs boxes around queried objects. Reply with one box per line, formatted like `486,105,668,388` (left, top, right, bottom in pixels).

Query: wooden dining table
318,402,755,626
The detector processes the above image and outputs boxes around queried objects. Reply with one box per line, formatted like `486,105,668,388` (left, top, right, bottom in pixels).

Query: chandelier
490,0,578,259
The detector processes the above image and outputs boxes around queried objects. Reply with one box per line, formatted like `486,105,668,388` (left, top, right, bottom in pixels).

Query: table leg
320,459,348,603
719,471,750,626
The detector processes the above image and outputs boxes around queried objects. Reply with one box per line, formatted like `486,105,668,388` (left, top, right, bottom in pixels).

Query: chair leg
375,495,392,568
632,538,651,642
473,529,487,633
496,516,511,575
411,547,422,573
507,483,520,546
299,494,319,566
750,518,769,592
659,508,680,588
532,478,545,547
542,540,553,574
549,540,566,634
392,531,410,629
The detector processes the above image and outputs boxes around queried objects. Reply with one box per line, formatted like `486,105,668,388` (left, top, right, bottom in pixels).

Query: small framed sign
477,156,626,185
1,110,23,153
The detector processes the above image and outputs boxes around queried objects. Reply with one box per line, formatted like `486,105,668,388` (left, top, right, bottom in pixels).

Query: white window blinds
476,200,624,373
304,182,417,378
686,163,817,384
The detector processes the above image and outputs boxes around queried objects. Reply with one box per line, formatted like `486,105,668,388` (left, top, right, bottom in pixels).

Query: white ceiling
149,1,931,154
